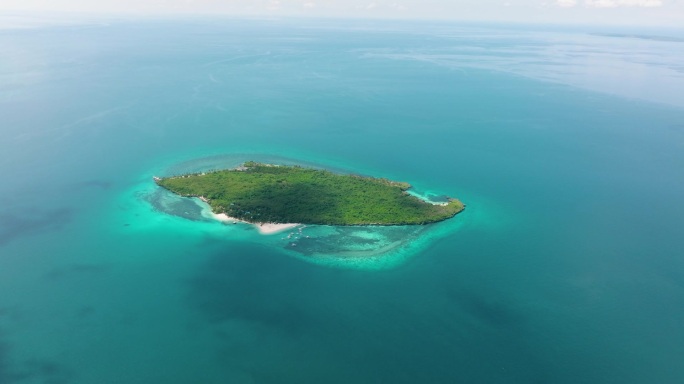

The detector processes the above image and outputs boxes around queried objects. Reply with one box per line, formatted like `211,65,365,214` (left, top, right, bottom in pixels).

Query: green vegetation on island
155,162,464,226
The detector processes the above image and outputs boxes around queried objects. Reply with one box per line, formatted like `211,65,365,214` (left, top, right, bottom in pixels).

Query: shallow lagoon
138,153,470,270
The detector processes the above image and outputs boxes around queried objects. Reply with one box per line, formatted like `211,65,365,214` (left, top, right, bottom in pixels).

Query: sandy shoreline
406,190,449,206
255,222,300,235
212,212,299,235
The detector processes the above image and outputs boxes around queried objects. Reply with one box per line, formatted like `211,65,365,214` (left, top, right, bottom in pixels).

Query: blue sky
1,0,683,26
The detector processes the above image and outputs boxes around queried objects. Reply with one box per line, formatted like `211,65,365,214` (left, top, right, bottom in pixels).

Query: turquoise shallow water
136,153,469,270
1,18,684,383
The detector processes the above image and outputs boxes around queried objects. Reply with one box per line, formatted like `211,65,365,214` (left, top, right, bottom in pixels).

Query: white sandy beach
255,222,300,235
212,212,241,223
212,212,298,235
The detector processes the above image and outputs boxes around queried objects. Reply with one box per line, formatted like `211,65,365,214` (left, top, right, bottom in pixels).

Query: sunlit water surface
1,18,683,384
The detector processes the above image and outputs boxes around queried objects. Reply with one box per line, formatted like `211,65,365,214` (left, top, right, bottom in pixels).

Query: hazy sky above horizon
1,0,684,26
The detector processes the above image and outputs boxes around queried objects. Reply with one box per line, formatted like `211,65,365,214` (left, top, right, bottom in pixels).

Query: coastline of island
156,161,465,231
210,210,300,235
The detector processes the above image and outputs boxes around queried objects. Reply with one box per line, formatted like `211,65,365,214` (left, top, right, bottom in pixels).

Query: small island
155,162,464,229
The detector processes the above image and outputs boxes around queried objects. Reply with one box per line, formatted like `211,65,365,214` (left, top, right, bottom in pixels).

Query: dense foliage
156,162,464,225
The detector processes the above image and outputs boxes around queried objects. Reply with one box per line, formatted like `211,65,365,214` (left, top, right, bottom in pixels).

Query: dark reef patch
187,243,321,334
16,359,74,384
145,189,209,222
184,241,510,383
0,337,10,384
448,289,524,328
0,334,73,384
0,208,73,247
43,263,110,281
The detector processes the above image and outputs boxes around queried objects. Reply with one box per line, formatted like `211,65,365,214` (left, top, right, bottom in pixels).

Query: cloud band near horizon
557,0,663,7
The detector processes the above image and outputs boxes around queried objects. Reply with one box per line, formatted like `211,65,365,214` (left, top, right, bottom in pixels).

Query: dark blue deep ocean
1,18,683,383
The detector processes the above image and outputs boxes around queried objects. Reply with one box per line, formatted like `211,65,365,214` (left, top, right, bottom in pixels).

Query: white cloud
266,0,281,11
391,2,407,11
584,0,663,7
1,0,681,25
556,0,578,7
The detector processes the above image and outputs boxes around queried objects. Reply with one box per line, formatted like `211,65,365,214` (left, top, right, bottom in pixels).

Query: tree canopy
156,162,464,225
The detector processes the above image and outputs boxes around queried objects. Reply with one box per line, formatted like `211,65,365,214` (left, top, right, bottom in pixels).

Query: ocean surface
1,17,684,383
